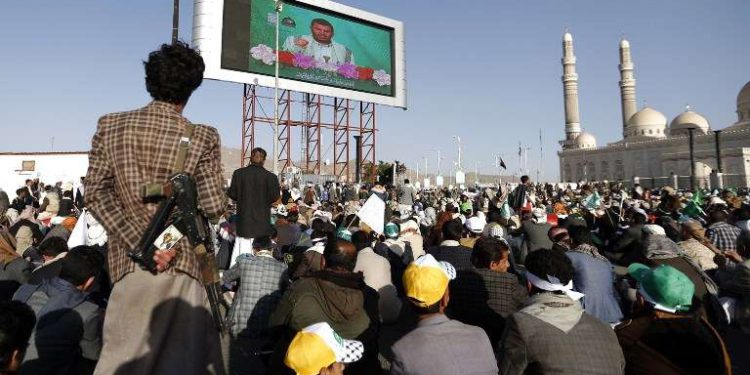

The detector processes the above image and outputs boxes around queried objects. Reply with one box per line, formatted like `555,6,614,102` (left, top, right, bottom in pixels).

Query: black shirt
227,165,280,238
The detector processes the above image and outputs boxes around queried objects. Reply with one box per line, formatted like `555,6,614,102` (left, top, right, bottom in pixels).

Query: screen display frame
193,0,407,108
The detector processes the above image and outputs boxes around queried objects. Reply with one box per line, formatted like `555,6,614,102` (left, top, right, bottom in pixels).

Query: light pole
452,136,462,171
272,0,283,176
435,149,442,176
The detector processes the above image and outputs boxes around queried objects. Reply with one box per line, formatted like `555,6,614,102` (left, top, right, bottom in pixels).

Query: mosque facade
557,32,750,189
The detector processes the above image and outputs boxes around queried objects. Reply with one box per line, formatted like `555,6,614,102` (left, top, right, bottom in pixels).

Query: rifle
128,173,228,333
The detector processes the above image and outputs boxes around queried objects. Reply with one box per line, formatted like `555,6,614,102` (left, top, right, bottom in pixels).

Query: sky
1,0,748,181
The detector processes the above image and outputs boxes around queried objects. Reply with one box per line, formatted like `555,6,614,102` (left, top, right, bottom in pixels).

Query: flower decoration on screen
249,44,392,87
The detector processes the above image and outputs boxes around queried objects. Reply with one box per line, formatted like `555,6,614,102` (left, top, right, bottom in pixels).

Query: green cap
628,263,694,312
384,223,400,239
336,228,352,242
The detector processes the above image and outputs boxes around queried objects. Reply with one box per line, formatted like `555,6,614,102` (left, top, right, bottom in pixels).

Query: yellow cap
284,322,364,375
402,254,456,307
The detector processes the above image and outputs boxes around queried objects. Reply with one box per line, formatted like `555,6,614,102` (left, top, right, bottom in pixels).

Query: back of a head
38,237,68,258
323,239,357,272
59,246,104,287
442,219,463,242
0,301,36,372
471,237,508,269
144,41,205,105
568,225,592,246
525,248,574,286
404,179,410,185
250,147,267,166
521,175,530,184
709,209,727,224
350,231,371,252
487,210,502,224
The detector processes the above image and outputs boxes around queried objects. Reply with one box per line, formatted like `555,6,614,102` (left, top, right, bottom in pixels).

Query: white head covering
525,271,584,301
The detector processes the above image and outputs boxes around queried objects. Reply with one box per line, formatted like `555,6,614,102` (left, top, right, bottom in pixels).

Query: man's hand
294,37,309,48
724,251,744,264
153,248,177,272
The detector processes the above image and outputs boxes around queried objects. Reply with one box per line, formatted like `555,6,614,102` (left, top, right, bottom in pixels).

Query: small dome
669,110,709,136
574,132,597,149
563,32,573,42
738,81,750,111
626,107,667,138
620,39,630,49
737,81,750,125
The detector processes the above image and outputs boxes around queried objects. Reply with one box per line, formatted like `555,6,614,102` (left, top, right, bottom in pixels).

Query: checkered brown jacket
85,101,226,283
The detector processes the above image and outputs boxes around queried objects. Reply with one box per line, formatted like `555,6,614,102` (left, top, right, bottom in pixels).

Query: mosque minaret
618,38,637,138
561,31,582,148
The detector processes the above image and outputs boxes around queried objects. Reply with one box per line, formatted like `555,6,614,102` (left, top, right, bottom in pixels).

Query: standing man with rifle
85,42,226,374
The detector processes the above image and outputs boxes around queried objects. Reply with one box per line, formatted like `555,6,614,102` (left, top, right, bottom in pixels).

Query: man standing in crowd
227,147,280,266
398,179,417,211
85,41,225,374
509,175,531,212
390,254,499,375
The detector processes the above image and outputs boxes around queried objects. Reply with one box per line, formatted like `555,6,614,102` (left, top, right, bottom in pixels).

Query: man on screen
282,18,354,65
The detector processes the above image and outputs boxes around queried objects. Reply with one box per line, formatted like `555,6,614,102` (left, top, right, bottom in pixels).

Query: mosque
557,32,750,189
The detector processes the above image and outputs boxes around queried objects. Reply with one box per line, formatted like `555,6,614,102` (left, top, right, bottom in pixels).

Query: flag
357,194,385,234
682,189,705,218
582,191,601,210
499,157,507,170
518,146,522,157
68,209,88,248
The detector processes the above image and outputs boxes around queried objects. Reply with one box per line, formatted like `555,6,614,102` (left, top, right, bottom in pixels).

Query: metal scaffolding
240,85,377,183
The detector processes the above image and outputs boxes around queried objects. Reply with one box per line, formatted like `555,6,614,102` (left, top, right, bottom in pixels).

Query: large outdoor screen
193,0,406,108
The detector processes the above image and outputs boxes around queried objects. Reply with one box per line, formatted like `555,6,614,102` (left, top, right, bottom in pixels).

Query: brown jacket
615,310,731,375
85,101,225,283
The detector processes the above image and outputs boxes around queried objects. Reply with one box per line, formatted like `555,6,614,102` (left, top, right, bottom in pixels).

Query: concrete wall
0,153,88,196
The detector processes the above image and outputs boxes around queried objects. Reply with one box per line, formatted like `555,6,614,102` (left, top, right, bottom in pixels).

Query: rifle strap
173,123,195,173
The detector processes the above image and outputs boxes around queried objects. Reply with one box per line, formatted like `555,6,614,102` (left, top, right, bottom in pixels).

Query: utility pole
172,0,179,44
272,0,283,176
453,136,462,171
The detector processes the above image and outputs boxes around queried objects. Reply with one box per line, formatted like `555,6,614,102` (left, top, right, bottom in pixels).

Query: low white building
0,152,89,196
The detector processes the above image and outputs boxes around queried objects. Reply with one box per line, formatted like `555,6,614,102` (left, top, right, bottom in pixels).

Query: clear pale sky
1,0,748,181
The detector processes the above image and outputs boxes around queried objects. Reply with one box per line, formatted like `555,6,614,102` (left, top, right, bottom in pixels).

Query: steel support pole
714,130,723,173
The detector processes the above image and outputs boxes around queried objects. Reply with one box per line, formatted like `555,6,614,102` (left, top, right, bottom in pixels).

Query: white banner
356,194,385,234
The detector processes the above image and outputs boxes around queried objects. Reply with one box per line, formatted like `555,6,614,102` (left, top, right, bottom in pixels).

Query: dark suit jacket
609,224,644,266
227,165,280,239
427,242,474,270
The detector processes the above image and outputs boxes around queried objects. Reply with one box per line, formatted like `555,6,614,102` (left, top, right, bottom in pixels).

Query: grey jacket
391,314,498,375
497,293,625,375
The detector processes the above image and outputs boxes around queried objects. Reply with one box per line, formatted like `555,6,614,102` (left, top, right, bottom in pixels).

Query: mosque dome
736,81,750,125
626,106,667,138
574,132,597,149
669,109,710,136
